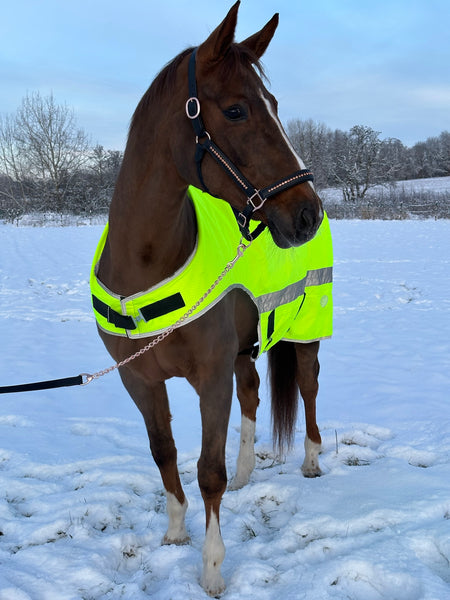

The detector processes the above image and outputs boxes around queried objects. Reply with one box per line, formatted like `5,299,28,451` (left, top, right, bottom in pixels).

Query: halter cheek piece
186,48,314,241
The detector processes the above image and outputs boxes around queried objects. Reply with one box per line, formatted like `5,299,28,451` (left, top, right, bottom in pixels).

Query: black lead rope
0,374,88,394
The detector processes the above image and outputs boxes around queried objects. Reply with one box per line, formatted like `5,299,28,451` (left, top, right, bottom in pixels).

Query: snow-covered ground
0,219,449,599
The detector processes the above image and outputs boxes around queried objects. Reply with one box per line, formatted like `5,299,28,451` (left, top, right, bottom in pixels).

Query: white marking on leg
162,492,190,545
229,415,256,490
201,511,226,597
301,434,322,477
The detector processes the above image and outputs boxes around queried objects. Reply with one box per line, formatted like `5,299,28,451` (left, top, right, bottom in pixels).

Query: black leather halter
185,48,315,241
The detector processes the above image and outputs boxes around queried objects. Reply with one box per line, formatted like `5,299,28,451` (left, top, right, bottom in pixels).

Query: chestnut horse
95,2,324,595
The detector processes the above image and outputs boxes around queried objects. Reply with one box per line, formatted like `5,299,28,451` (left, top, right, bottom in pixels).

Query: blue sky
1,0,449,150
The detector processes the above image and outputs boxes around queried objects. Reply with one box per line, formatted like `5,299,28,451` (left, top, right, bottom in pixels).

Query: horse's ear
197,1,240,65
240,13,279,59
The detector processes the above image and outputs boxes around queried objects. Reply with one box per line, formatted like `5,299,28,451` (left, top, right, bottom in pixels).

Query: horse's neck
100,168,197,296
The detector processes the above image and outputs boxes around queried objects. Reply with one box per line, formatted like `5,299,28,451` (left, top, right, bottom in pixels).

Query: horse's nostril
299,206,316,231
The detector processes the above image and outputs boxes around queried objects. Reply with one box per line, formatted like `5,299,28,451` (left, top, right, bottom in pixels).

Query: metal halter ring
186,97,201,119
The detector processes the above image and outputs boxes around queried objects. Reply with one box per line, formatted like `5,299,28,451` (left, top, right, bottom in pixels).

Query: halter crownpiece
186,48,315,241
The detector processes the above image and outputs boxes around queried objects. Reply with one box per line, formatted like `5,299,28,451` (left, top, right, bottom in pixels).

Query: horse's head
176,1,323,248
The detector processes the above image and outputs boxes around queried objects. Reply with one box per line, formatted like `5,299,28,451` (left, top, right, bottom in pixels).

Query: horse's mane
129,47,193,135
129,44,266,134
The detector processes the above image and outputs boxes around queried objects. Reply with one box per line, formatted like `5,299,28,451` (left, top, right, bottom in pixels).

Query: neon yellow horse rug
90,186,333,355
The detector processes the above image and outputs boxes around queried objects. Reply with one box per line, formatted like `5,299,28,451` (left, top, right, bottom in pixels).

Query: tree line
0,92,122,223
286,120,450,199
0,92,449,222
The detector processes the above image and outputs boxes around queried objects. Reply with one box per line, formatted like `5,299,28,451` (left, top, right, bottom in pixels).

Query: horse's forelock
219,44,267,83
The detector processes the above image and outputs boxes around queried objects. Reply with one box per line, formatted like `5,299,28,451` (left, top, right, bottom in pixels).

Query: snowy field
0,219,449,599
320,175,450,204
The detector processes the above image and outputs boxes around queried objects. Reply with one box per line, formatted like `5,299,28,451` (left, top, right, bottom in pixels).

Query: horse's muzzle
267,203,323,249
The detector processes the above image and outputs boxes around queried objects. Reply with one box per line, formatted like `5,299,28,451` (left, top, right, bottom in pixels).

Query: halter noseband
185,48,314,241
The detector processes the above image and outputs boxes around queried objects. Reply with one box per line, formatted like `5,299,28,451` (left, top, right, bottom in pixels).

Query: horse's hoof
301,465,322,478
162,534,191,546
202,577,226,598
228,476,249,491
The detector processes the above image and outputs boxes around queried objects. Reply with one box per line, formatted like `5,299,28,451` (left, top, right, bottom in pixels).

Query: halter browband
185,48,314,241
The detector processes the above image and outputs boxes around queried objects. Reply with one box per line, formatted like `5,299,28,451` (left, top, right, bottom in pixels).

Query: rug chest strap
92,292,186,332
92,295,136,330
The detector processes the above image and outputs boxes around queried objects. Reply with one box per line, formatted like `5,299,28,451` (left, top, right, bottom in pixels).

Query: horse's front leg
229,354,260,490
118,367,189,545
195,365,234,597
295,341,322,477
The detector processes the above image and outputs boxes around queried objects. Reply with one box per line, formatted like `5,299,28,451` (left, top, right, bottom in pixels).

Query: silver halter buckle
248,190,266,211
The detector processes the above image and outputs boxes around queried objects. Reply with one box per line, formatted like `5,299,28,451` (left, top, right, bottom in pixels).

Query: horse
92,2,329,595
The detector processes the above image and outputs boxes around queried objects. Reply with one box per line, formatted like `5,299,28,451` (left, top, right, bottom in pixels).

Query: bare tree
438,131,450,174
0,114,29,220
332,125,383,202
71,145,123,215
286,118,333,188
377,137,408,182
0,92,90,215
90,145,122,191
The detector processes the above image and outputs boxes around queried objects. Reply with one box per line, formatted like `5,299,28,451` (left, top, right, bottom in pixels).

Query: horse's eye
223,104,247,121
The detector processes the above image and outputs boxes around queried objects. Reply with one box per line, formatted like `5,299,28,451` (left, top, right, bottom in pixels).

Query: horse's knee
197,457,227,500
150,436,177,470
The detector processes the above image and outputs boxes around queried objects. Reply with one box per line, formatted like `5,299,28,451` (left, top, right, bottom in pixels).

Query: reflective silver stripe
255,278,307,313
254,266,332,314
305,266,333,287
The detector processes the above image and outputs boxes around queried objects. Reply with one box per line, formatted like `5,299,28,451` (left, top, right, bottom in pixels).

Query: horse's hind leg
295,341,322,477
119,368,189,545
229,354,260,490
